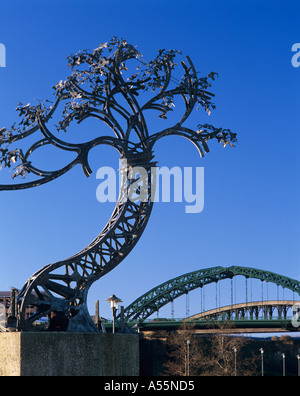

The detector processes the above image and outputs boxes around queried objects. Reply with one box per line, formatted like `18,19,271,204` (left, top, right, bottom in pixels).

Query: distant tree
279,335,293,344
164,321,257,376
203,322,256,376
164,322,204,376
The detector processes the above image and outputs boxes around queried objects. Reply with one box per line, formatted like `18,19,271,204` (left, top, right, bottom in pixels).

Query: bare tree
164,322,204,376
204,322,256,376
164,321,257,376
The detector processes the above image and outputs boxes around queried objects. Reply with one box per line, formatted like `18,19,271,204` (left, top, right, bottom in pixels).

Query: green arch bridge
115,266,300,333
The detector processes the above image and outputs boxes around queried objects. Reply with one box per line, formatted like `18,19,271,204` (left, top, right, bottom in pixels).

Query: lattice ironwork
120,266,300,322
188,301,298,321
0,38,236,332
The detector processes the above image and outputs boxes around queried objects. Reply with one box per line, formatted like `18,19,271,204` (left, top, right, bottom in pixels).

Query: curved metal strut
18,156,155,331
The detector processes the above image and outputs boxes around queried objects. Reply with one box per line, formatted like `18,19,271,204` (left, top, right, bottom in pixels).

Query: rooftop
0,292,10,298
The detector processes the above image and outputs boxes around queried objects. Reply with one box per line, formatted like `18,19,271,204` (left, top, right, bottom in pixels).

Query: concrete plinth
0,333,139,376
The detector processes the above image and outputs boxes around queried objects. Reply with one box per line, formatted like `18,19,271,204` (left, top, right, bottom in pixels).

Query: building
0,292,11,322
0,291,36,324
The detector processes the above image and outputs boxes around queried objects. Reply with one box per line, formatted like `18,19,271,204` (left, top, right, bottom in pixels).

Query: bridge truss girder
120,266,300,322
188,300,298,321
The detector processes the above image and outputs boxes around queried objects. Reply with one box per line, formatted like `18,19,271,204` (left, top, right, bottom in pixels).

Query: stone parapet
0,333,139,376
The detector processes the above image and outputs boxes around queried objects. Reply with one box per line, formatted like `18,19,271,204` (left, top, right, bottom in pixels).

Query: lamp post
282,353,286,377
259,348,264,376
105,294,123,334
186,339,190,376
233,347,237,376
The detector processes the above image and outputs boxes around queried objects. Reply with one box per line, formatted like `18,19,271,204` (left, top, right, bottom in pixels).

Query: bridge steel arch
119,266,300,322
188,301,299,321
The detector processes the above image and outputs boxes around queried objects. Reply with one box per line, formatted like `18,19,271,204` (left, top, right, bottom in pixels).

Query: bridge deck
118,300,300,335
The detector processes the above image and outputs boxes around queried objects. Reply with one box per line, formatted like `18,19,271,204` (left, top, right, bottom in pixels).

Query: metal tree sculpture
0,38,236,332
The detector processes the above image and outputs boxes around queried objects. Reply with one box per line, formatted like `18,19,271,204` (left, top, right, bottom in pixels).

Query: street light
282,353,286,377
105,294,123,334
233,347,237,376
259,348,264,377
186,339,190,376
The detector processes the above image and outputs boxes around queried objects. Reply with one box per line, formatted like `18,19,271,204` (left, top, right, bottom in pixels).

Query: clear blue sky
0,0,299,320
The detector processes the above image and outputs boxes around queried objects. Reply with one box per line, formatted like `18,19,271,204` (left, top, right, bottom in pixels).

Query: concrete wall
0,333,139,376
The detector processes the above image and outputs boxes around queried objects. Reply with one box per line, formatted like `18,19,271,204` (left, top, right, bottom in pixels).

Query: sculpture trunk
17,153,155,331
